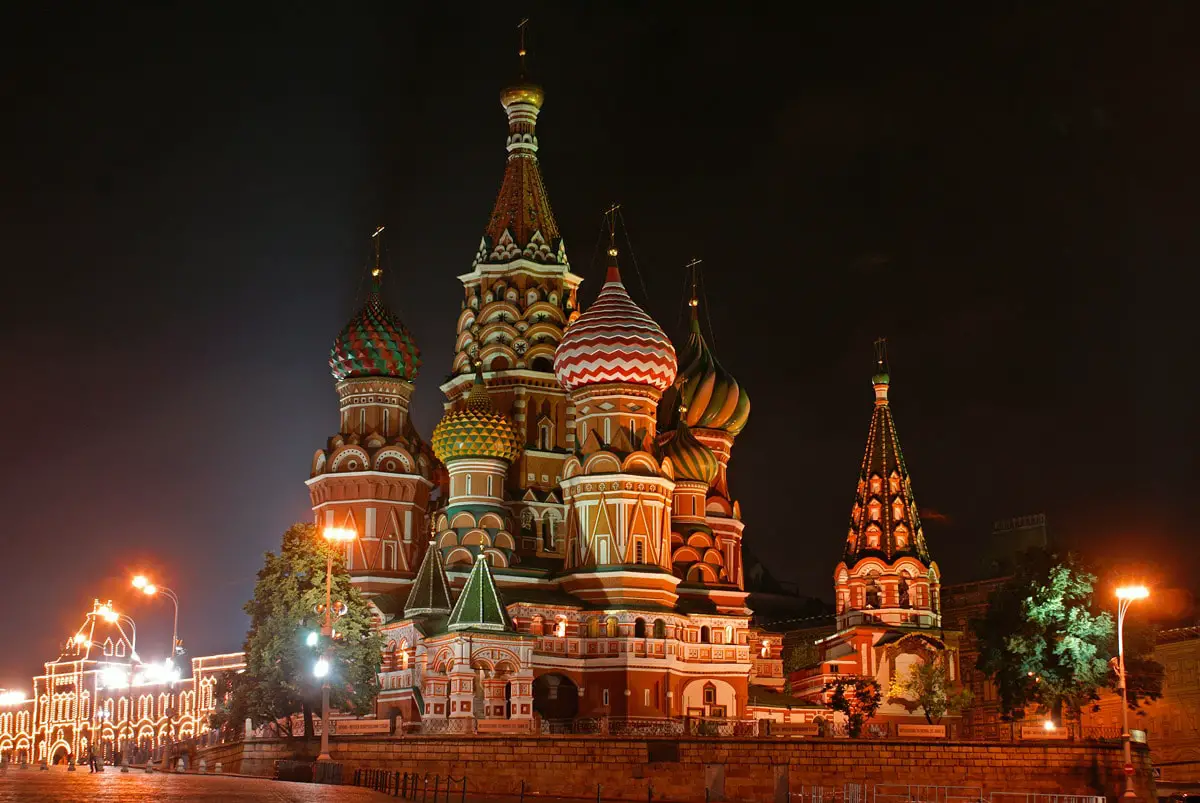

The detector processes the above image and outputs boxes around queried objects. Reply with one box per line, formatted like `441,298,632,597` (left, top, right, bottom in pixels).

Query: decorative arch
329,446,371,473
478,512,505,530
374,448,415,473
444,547,474,566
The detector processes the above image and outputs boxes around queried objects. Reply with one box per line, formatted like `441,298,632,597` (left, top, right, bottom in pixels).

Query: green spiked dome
330,282,422,382
661,415,719,484
447,553,514,632
663,311,749,436
431,368,522,464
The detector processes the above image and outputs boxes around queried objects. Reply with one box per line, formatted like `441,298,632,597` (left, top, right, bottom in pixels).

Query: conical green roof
447,554,513,632
404,540,454,617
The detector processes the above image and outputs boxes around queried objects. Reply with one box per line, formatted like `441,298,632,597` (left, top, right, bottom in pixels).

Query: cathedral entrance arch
533,673,578,720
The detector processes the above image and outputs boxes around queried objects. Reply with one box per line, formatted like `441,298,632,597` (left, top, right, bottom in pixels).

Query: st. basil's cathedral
305,55,962,731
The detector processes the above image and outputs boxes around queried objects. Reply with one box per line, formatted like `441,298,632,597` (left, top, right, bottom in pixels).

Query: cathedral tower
308,229,438,596
430,365,523,570
554,227,680,608
660,269,751,607
833,339,939,628
441,43,581,561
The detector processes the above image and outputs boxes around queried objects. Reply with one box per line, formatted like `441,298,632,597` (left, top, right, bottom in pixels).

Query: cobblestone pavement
0,767,388,802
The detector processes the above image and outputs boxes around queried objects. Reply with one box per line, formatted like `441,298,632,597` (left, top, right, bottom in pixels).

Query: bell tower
308,229,438,596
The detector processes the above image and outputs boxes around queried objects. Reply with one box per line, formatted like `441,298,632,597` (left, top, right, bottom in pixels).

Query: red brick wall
203,736,1153,801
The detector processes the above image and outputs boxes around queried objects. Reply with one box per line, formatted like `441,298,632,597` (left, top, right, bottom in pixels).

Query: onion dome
554,248,677,392
664,304,749,435
431,367,522,464
329,281,421,382
661,415,719,484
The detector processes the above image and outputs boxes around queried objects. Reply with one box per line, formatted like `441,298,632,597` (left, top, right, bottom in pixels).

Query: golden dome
501,82,544,110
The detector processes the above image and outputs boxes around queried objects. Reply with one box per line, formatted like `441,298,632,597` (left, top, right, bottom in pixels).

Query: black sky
0,4,1195,686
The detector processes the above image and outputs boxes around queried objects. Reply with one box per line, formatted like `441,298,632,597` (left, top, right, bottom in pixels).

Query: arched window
894,525,909,549
868,500,882,522
726,626,734,644
653,619,667,639
634,618,646,638
866,525,881,549
605,616,619,638
865,577,881,609
898,577,911,608
543,512,558,550
700,626,711,644
464,474,472,495
892,500,905,521
587,618,601,638
539,422,552,451
555,616,567,637
603,418,611,444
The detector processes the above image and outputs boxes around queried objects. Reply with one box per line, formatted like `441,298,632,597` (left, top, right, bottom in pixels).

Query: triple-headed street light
317,526,356,761
1115,584,1149,800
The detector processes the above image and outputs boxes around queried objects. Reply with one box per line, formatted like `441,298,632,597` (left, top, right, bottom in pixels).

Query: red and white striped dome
554,256,677,392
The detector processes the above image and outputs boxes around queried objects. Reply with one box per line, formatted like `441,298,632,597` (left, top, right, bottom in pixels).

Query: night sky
1,4,1195,687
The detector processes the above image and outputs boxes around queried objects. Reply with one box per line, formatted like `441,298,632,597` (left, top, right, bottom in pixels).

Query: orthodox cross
371,225,385,279
604,203,621,251
685,257,703,310
518,19,529,75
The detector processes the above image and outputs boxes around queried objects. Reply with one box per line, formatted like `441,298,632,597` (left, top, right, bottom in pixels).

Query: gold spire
604,203,622,281
370,225,385,279
501,18,544,110
685,258,703,321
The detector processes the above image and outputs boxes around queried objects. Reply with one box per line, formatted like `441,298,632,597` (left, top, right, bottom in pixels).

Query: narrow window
487,475,494,497
602,689,610,706
635,541,644,564
643,689,650,707
465,474,472,495
603,418,611,444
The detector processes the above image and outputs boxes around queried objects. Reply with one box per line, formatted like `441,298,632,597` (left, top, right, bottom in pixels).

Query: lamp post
317,526,356,761
132,576,181,747
1115,584,1149,800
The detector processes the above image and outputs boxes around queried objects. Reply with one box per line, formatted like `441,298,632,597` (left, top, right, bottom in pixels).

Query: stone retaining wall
198,735,1153,802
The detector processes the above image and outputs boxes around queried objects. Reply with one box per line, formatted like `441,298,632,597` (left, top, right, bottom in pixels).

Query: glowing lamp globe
313,658,330,679
1116,585,1149,601
322,526,357,543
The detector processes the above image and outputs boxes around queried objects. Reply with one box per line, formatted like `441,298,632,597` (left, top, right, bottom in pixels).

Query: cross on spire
517,19,529,77
685,257,703,314
371,225,385,280
605,203,621,254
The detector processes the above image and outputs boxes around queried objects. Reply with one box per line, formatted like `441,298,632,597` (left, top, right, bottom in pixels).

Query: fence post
649,783,654,801
597,783,602,802
520,779,525,803
434,774,441,803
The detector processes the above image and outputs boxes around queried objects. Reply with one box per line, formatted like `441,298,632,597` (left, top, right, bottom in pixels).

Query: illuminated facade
789,343,961,723
0,600,243,765
312,56,786,728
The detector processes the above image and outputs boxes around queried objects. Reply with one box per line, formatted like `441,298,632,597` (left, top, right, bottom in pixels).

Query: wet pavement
0,767,388,802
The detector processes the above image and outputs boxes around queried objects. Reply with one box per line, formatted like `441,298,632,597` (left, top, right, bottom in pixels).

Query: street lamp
1116,584,1149,799
131,576,181,661
133,574,182,752
317,526,356,761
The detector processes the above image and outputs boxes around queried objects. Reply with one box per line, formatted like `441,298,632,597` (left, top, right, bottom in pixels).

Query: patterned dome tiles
330,291,421,382
431,373,522,464
554,265,677,393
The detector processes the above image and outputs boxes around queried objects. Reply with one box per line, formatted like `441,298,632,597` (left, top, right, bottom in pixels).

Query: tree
825,678,882,737
887,660,974,724
973,548,1115,721
782,642,819,695
224,523,382,737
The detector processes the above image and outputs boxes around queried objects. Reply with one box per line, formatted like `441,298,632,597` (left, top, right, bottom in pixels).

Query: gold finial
371,225,385,279
605,203,621,255
685,258,703,311
518,19,529,76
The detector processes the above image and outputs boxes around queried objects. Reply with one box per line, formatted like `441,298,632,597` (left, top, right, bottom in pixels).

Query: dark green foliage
974,549,1116,719
216,523,382,737
824,677,882,737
